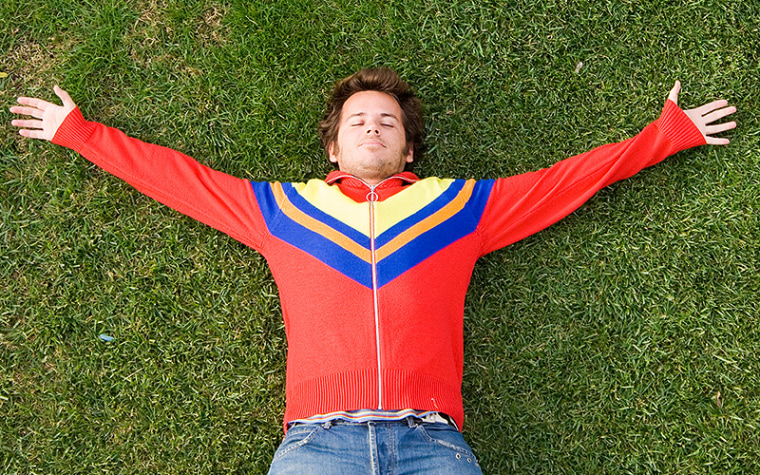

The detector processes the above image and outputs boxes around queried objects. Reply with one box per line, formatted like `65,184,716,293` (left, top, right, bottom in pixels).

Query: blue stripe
376,179,493,287
290,409,441,426
250,181,281,223
377,208,473,287
375,179,466,247
250,181,373,287
272,212,372,287
467,179,494,219
281,182,369,247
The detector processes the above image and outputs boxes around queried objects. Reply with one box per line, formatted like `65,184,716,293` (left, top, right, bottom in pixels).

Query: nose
365,123,380,135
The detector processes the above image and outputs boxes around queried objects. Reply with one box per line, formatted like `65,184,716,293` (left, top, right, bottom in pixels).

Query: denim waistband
291,412,458,430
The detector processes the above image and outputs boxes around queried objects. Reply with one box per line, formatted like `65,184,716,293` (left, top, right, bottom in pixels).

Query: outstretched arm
10,87,269,252
477,82,738,254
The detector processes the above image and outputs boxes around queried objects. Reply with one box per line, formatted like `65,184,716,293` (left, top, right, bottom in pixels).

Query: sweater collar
324,170,420,202
325,170,420,188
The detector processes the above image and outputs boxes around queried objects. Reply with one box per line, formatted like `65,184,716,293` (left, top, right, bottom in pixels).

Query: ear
405,145,414,164
328,142,338,164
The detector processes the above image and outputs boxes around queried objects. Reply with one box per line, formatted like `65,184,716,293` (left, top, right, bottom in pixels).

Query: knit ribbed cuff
51,107,97,152
656,99,706,154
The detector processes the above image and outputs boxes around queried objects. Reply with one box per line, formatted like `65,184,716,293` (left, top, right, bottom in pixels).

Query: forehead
341,91,402,120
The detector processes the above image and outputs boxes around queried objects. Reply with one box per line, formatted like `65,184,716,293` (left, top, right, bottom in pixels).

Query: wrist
51,107,97,151
656,99,706,154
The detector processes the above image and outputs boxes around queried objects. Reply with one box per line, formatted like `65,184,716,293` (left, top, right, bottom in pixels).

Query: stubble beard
334,144,408,183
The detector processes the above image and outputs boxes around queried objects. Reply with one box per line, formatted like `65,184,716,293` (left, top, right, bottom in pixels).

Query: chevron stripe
281,181,370,244
249,178,494,288
374,180,474,261
274,183,371,262
374,179,464,246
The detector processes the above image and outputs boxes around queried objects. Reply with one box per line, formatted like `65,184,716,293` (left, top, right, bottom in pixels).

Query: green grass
1,0,758,473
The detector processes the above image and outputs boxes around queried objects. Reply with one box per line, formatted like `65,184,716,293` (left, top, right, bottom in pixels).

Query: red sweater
52,100,705,431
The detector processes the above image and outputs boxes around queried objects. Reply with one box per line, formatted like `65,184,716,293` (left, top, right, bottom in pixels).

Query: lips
360,139,385,147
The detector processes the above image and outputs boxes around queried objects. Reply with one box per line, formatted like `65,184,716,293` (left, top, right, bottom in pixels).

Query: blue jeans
268,418,483,475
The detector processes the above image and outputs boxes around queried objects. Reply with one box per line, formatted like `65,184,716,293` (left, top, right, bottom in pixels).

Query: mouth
360,139,385,147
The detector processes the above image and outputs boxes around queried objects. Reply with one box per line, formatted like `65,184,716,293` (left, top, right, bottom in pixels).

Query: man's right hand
10,86,77,141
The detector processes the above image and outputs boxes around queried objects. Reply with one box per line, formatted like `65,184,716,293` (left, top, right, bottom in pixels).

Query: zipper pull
366,184,379,203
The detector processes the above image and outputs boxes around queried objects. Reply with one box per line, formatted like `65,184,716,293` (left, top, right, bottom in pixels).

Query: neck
339,170,398,186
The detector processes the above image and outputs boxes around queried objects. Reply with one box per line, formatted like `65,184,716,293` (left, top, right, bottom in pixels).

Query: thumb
667,80,681,105
54,85,75,108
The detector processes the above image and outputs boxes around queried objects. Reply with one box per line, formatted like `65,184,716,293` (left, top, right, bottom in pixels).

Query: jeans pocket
415,422,477,459
272,424,322,462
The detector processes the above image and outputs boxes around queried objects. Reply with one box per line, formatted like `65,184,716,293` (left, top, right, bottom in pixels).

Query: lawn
1,0,759,473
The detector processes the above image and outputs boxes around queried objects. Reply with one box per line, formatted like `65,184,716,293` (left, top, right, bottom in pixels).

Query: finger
705,136,730,146
704,121,737,135
668,80,681,104
702,106,737,124
692,99,729,116
16,96,53,110
11,119,45,129
18,128,50,140
54,85,75,107
9,105,45,119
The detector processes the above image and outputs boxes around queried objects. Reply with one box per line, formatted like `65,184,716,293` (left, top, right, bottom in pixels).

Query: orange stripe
374,180,475,262
272,183,372,263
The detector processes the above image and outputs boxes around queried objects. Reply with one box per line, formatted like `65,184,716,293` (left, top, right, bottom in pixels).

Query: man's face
329,90,413,185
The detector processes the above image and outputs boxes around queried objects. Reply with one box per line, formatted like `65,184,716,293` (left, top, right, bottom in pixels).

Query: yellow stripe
272,183,372,263
374,180,476,262
293,180,370,236
373,178,455,234
294,178,456,236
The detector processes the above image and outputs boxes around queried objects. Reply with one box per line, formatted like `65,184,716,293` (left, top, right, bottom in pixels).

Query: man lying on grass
11,68,736,474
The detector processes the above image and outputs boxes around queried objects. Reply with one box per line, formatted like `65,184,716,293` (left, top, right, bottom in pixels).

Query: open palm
667,81,737,145
10,86,77,141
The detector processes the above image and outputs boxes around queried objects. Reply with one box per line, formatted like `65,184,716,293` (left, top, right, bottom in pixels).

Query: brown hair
319,67,425,164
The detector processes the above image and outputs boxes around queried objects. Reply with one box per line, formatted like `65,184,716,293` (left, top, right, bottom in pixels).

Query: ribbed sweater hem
52,107,97,151
283,369,464,433
657,99,706,153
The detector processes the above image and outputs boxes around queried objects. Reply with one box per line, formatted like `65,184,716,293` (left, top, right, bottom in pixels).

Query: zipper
366,182,382,410
327,173,418,410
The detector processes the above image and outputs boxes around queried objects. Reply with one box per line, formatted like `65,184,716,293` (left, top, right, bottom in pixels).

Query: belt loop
406,416,418,428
